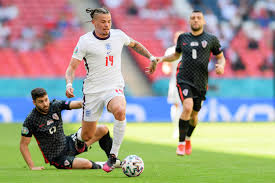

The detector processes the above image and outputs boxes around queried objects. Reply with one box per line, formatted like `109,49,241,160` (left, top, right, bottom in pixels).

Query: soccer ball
121,155,144,177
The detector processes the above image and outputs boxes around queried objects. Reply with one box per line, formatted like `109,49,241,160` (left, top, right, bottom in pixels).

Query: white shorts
83,88,125,122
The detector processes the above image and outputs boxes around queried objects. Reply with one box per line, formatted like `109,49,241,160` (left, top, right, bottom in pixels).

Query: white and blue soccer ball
121,155,144,177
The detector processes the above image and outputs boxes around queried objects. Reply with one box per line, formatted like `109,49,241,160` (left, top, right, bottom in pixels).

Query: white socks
110,119,126,157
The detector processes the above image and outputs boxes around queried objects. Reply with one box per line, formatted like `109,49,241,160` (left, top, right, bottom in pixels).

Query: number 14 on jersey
106,56,114,66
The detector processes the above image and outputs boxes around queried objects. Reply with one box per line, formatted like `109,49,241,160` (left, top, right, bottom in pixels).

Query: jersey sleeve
175,35,183,53
119,30,131,46
211,36,222,55
72,37,86,61
52,99,71,111
21,118,33,137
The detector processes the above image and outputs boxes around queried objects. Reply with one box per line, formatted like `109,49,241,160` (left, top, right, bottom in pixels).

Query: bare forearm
130,41,152,59
20,145,34,169
65,67,75,84
69,101,83,109
161,52,181,62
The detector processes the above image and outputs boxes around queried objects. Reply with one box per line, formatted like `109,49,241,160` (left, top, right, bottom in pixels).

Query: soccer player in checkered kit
65,7,157,172
20,88,114,170
147,10,226,156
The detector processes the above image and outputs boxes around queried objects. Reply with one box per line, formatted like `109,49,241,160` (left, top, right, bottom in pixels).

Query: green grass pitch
0,122,274,183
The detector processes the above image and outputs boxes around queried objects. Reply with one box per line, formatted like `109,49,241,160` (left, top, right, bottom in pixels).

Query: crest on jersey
201,40,208,48
183,89,188,96
74,46,78,54
21,127,29,135
85,110,91,117
52,113,59,120
106,43,112,54
47,119,54,126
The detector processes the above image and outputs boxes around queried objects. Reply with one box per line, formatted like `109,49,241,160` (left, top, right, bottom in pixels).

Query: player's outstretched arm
160,52,181,63
69,101,83,109
65,58,81,98
215,52,226,75
20,136,44,170
146,52,181,74
128,38,156,62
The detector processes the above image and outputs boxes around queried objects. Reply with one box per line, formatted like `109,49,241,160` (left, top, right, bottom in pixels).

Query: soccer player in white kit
65,7,157,173
162,31,184,139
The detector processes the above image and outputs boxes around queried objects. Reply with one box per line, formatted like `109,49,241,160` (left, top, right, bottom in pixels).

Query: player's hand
31,166,44,170
145,57,161,74
215,64,224,75
66,86,75,98
145,60,157,74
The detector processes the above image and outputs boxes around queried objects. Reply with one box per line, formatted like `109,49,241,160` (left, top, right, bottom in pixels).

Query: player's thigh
72,157,92,169
177,83,194,112
50,155,75,169
105,88,126,113
83,93,104,122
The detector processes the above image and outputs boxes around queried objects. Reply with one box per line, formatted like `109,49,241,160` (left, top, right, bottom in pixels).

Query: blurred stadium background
0,0,274,123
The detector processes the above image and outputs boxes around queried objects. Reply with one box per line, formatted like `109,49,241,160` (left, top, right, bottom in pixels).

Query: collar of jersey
93,31,110,40
190,31,204,37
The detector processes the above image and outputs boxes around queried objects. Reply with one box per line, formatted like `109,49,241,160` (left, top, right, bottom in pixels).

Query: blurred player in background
65,7,157,172
20,88,114,170
162,31,184,138
148,10,226,156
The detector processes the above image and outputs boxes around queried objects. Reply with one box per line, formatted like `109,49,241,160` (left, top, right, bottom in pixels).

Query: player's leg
76,94,104,152
185,110,198,155
103,95,126,172
75,121,97,153
176,84,194,155
85,125,113,158
185,97,203,155
72,157,102,169
50,155,100,169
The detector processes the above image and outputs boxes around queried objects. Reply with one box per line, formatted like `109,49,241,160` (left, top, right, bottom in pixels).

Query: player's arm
146,52,181,74
159,52,181,63
215,52,226,75
128,38,156,62
65,58,81,98
69,101,83,109
20,136,44,170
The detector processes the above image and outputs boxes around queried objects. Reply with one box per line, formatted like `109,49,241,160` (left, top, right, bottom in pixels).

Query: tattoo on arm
129,39,152,58
65,67,75,84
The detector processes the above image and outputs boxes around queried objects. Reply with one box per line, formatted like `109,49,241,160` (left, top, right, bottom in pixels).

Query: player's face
93,13,112,37
189,12,205,32
33,95,50,114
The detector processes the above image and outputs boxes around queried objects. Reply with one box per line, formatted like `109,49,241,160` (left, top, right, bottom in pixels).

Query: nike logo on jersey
182,42,188,46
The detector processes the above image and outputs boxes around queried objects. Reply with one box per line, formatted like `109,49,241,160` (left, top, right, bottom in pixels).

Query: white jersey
165,46,181,104
72,29,130,94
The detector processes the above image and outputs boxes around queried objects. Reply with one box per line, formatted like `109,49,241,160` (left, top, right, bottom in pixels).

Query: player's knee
113,107,126,121
183,105,193,116
83,161,92,169
81,131,94,142
98,125,109,135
